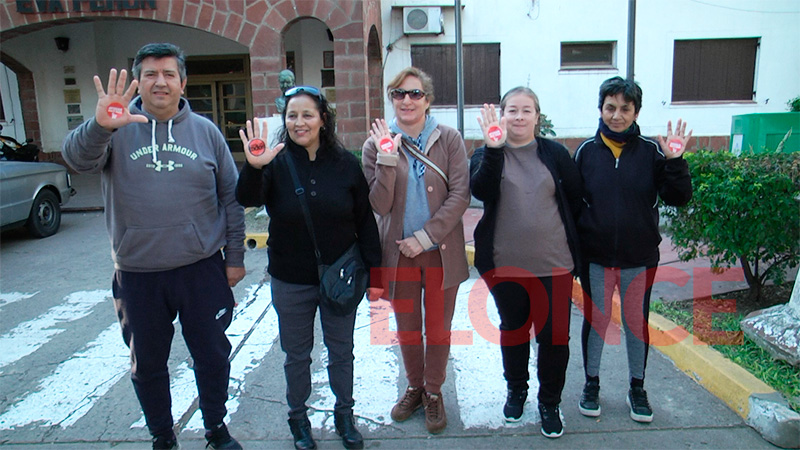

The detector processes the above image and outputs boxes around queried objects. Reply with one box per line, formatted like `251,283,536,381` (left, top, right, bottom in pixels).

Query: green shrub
539,113,556,137
663,149,800,302
788,96,800,112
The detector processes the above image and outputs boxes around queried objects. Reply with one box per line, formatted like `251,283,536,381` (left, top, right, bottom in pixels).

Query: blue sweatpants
112,252,235,437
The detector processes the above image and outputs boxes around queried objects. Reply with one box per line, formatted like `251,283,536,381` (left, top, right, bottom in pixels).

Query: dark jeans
487,273,573,406
271,277,357,419
113,252,234,437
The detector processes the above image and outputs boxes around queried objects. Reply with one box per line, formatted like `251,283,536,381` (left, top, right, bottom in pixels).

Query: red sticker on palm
249,139,266,156
668,139,683,152
107,103,124,119
379,137,394,153
488,125,503,142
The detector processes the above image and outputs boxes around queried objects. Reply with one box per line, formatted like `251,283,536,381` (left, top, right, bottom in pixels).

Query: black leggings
487,273,573,406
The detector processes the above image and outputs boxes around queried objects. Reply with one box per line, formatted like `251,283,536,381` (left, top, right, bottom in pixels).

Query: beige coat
362,124,470,294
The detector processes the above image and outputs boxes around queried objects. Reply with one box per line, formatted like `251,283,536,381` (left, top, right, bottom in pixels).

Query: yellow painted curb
465,244,475,267
649,312,775,419
245,232,268,249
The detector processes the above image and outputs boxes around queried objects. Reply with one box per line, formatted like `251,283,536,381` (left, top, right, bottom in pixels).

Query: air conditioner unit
403,6,443,35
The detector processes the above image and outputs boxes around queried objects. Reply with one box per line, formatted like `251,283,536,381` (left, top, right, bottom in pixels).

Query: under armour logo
145,160,183,172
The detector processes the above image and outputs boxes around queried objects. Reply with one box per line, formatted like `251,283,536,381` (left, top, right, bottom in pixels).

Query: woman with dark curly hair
237,86,382,450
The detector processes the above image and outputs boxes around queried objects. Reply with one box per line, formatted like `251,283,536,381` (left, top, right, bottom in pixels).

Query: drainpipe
455,0,464,136
627,0,636,80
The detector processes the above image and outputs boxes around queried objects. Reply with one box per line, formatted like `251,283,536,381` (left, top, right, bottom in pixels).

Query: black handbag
285,152,368,316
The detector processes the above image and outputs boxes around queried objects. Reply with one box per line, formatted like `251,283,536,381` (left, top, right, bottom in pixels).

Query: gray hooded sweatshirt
62,97,245,272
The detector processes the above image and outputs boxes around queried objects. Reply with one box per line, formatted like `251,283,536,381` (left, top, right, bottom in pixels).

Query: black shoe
152,431,179,450
538,403,564,438
503,388,527,422
334,412,364,449
627,386,653,423
288,417,317,450
204,423,242,449
579,379,601,417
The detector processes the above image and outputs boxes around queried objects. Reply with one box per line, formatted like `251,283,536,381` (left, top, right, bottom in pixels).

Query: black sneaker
578,379,601,417
503,388,527,422
538,403,564,438
627,386,653,423
152,431,179,450
204,423,243,449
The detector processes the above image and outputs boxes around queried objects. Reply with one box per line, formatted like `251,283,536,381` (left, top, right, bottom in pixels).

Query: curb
245,232,268,249
649,313,800,448
648,313,774,418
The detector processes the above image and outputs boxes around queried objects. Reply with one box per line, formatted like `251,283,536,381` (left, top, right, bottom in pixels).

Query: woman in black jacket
236,86,381,450
470,87,581,439
573,76,692,425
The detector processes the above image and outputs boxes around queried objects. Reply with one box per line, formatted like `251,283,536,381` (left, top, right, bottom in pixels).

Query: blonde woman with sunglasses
361,67,470,435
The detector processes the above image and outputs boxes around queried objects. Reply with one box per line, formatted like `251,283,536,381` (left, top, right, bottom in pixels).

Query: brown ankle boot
423,391,447,434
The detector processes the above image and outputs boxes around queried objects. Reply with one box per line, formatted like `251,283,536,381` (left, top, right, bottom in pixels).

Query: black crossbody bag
284,152,368,316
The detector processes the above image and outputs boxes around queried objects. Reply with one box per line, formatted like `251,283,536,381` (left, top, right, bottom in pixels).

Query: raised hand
93,69,148,131
369,118,401,154
239,118,284,169
658,119,693,159
476,103,507,148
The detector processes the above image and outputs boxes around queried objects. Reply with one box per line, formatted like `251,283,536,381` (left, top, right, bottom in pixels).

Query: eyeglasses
390,88,426,101
284,85,322,99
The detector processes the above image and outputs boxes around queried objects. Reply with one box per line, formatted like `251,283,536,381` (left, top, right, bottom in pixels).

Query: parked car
0,161,75,237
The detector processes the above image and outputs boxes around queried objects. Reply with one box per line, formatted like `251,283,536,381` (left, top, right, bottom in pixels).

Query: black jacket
470,137,582,276
236,142,382,285
573,128,692,268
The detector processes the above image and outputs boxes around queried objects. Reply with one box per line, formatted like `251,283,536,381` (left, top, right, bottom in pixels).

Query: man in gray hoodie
62,43,244,450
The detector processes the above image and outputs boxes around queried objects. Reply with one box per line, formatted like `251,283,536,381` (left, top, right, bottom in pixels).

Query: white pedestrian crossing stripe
0,279,543,436
0,323,129,429
0,291,38,309
451,278,539,428
0,290,110,372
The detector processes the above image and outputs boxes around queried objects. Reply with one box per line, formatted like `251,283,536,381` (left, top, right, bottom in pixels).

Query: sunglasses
284,85,322,99
390,88,426,101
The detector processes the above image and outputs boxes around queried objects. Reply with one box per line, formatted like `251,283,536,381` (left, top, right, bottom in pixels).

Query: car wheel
26,190,61,238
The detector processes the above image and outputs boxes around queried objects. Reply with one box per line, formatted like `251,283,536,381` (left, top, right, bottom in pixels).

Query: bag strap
284,152,325,272
400,138,449,186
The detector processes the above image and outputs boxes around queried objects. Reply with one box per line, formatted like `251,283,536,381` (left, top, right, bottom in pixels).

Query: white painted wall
2,21,247,153
382,0,800,140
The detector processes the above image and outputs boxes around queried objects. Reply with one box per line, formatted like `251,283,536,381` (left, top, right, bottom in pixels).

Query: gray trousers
580,263,655,382
271,277,357,419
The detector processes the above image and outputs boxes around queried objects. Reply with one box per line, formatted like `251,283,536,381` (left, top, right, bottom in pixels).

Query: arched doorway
283,18,335,99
